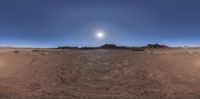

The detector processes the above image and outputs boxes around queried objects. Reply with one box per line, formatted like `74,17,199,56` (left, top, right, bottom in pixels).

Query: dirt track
0,48,200,99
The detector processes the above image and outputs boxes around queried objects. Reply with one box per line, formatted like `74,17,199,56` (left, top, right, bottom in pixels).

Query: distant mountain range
0,44,169,49
57,44,169,50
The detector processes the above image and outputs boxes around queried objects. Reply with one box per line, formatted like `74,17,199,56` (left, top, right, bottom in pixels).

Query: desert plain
0,48,200,99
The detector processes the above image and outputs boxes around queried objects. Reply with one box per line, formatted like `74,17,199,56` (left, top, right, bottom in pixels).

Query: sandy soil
0,48,200,99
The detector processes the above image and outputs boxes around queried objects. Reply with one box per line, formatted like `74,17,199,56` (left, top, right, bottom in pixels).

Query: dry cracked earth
0,48,200,99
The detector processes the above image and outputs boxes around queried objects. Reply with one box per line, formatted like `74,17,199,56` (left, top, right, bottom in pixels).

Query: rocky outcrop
145,44,168,49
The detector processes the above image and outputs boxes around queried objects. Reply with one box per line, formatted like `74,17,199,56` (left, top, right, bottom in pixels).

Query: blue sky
0,0,200,47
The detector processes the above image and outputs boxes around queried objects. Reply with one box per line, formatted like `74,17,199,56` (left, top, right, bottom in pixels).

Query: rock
10,50,20,54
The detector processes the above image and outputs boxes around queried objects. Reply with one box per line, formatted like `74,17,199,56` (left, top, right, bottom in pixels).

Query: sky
0,0,200,47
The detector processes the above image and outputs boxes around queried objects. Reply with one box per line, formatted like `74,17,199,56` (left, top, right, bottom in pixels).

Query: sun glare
96,32,105,39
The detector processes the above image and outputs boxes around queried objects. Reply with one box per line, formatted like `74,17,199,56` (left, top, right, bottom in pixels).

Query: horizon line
1,43,200,48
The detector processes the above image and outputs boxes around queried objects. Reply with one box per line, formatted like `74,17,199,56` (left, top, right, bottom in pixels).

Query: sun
96,32,105,39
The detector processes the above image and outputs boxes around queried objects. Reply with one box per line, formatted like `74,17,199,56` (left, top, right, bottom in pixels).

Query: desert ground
0,48,200,99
